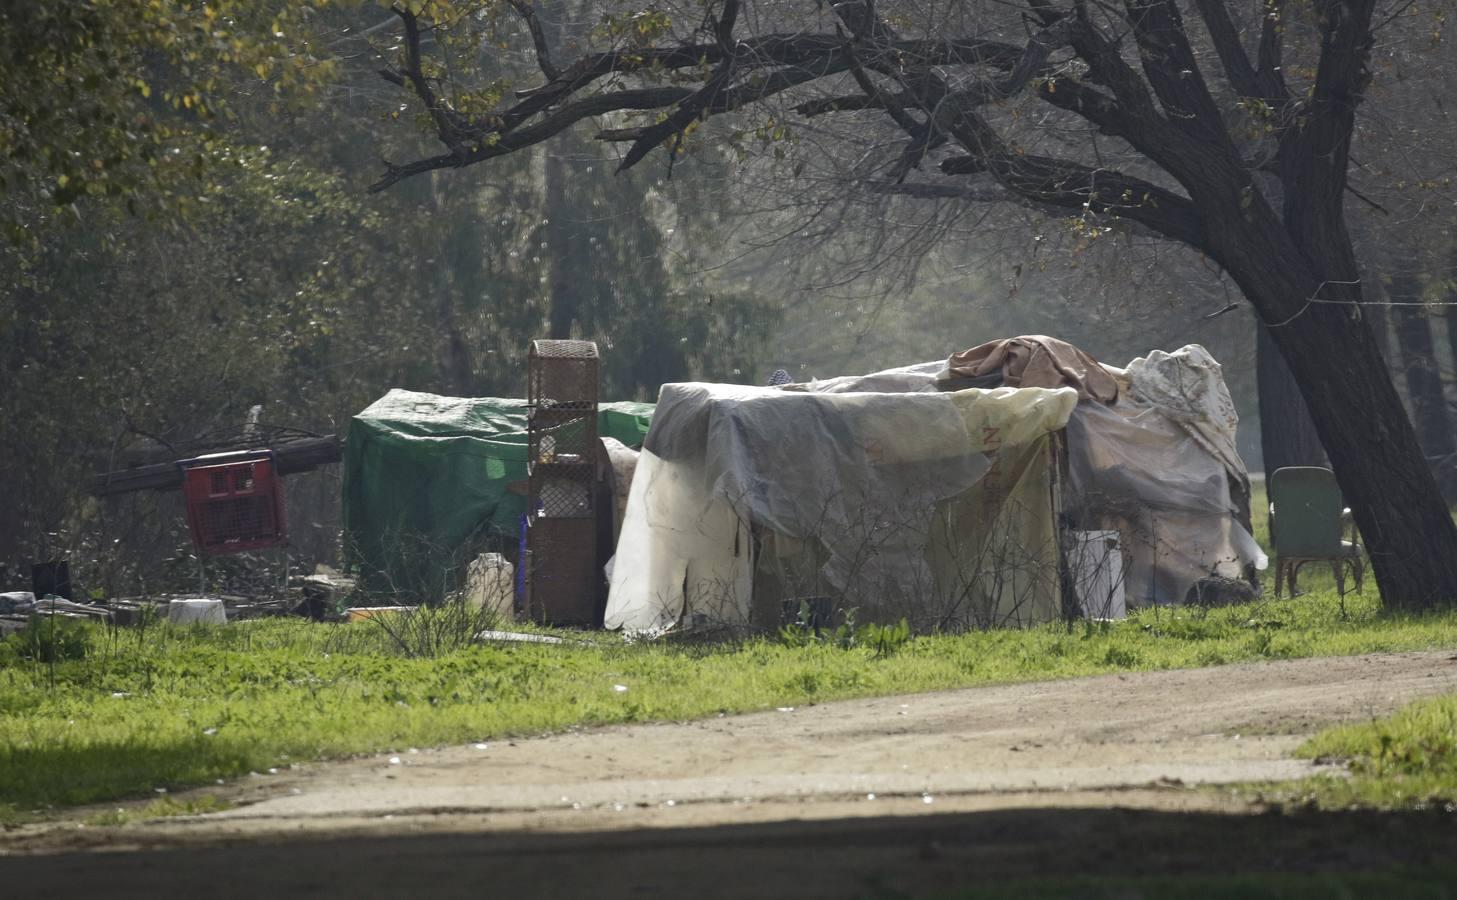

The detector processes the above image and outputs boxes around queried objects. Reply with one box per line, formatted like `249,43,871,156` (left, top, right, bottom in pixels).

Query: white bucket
463,553,515,620
168,598,227,625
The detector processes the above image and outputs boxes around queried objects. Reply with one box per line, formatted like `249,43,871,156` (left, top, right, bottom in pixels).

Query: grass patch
82,794,233,827
4,583,1457,816
1283,692,1457,810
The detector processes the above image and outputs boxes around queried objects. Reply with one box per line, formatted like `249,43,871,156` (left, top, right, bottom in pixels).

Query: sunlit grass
1279,692,1457,810
4,582,1456,818
3,483,1453,819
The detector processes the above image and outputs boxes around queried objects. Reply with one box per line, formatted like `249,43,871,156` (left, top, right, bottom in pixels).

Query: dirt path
198,648,1457,826
5,651,1457,896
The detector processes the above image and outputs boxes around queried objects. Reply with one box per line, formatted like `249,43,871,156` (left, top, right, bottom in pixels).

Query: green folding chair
1268,466,1365,598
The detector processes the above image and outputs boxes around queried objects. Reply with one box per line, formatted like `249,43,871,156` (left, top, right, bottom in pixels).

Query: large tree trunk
544,150,577,340
1256,322,1327,473
1240,277,1457,610
1391,271,1457,498
1444,257,1457,450
1204,156,1457,609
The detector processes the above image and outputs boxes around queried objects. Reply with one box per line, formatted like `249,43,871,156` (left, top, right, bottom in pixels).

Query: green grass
5,583,1457,819
3,487,1453,820
1283,692,1457,810
1245,479,1457,812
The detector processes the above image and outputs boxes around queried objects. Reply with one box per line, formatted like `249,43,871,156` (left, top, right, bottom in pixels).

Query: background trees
0,1,770,592
5,0,1457,609
363,0,1457,608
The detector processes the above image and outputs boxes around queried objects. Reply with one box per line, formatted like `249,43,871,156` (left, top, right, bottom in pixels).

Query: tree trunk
1444,256,1457,450
1256,321,1327,473
1256,298,1457,610
544,150,577,340
539,0,582,343
1206,179,1457,610
1391,271,1457,498
1366,301,1392,389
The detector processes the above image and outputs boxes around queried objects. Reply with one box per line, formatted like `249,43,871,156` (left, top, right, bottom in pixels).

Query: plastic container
180,451,287,555
167,598,227,625
463,553,515,619
1070,530,1126,620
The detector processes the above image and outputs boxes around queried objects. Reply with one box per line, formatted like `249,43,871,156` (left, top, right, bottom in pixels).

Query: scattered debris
473,630,568,645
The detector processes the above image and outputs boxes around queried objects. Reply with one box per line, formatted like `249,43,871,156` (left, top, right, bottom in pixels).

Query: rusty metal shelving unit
526,340,602,626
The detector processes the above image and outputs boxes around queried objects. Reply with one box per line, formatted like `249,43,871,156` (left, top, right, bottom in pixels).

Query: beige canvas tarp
604,383,1079,635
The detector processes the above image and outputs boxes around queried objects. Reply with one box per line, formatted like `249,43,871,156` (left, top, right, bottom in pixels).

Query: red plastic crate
181,452,287,555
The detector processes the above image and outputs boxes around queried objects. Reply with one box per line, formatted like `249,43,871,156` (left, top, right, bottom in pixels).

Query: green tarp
343,389,654,598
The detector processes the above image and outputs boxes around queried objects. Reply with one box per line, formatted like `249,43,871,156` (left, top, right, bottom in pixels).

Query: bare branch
715,0,741,51
1121,0,1233,146
372,87,696,192
794,94,896,116
506,0,561,81
1276,0,1380,262
1256,0,1285,95
1191,0,1264,99
391,6,474,156
865,181,1009,203
829,0,1209,249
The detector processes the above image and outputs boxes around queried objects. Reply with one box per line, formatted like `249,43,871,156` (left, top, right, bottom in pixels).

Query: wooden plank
90,436,342,496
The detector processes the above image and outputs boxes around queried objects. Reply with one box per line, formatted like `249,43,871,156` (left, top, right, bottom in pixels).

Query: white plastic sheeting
605,343,1264,635
605,383,1078,634
1066,399,1266,607
1124,345,1248,495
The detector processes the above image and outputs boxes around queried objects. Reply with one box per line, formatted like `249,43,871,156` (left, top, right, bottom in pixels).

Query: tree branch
830,0,1209,250
795,93,901,116
389,6,476,156
1276,0,1378,266
372,87,696,192
1121,0,1232,145
506,0,561,81
1257,0,1288,97
837,27,943,180
865,181,1009,203
1191,0,1263,99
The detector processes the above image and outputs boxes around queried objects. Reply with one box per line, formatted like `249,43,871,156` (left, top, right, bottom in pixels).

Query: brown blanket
942,335,1119,404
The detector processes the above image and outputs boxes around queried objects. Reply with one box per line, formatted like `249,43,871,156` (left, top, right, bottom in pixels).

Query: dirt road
5,650,1457,896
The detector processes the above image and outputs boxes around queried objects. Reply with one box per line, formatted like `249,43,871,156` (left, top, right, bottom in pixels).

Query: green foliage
0,615,95,666
861,618,912,658
1291,692,1457,809
363,601,510,658
0,1,779,590
0,0,340,243
778,602,911,657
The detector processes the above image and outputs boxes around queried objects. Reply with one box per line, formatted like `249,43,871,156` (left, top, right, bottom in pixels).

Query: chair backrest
1268,466,1344,558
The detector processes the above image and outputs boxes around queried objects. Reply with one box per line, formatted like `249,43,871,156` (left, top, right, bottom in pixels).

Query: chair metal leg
1332,559,1346,598
1274,558,1285,599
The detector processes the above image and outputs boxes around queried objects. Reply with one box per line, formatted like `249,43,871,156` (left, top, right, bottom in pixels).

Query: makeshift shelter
604,339,1265,635
344,389,653,598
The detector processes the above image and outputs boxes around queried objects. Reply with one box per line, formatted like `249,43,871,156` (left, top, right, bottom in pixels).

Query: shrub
1,615,95,666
